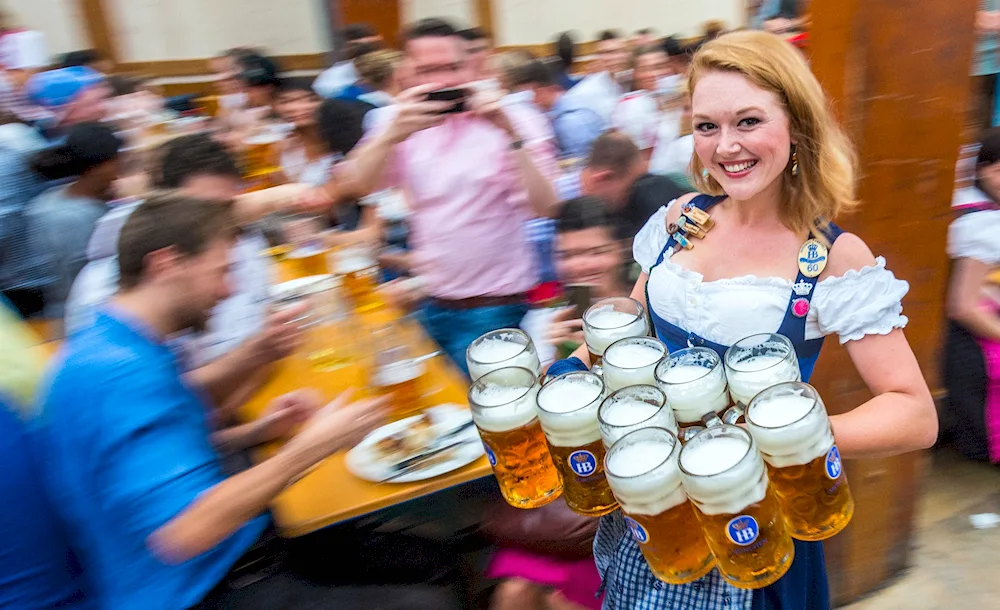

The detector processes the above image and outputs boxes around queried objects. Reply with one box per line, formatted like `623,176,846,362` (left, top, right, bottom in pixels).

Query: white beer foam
747,393,834,468
680,434,767,515
727,355,800,406
468,338,540,381
585,307,646,355
607,440,687,515
373,360,424,386
536,378,603,447
472,383,539,432
604,343,663,391
658,364,731,424
599,399,677,446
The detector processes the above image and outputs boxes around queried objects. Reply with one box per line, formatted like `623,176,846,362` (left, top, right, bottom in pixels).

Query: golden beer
336,247,382,311
243,133,282,180
679,425,795,589
746,382,854,541
536,372,618,517
373,360,426,421
469,367,562,509
287,246,330,279
605,428,715,584
583,298,648,365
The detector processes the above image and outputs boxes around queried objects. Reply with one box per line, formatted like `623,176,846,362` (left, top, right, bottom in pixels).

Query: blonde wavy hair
688,30,857,239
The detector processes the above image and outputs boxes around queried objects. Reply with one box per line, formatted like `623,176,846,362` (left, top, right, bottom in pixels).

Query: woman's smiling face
692,70,793,202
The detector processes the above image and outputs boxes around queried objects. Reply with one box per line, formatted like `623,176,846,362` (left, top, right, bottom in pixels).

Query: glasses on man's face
556,244,619,261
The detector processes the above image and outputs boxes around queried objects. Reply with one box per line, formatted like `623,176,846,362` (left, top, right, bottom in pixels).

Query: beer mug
535,372,618,517
335,245,381,312
467,329,542,381
605,427,716,584
654,348,731,436
371,325,428,421
243,132,283,179
582,297,648,365
602,337,667,392
469,367,563,509
745,382,854,541
598,385,677,447
283,215,330,279
724,334,801,407
678,425,795,589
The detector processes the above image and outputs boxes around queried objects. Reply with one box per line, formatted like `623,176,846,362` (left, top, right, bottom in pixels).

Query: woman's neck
294,126,326,160
722,177,786,228
66,175,107,200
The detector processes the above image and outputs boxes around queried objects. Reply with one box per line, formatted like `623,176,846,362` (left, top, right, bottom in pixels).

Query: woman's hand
545,307,585,347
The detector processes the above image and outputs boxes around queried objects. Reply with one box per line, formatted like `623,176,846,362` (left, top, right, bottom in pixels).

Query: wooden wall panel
809,0,978,604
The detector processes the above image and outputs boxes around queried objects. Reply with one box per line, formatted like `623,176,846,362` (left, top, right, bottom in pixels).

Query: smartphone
426,88,466,114
565,284,593,320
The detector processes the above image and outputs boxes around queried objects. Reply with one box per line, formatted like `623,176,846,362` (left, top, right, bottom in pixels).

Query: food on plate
372,414,436,462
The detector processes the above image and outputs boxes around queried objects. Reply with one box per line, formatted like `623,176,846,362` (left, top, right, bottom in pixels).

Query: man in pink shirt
347,18,559,373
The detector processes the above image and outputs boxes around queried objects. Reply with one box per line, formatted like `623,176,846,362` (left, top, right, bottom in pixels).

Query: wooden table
240,305,493,538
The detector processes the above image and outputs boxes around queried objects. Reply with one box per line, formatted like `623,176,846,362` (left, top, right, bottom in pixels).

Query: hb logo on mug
727,515,760,546
568,450,598,477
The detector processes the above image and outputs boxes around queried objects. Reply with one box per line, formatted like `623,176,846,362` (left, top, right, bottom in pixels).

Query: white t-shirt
948,209,1000,265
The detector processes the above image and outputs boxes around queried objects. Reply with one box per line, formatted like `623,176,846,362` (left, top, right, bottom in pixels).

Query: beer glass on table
654,348,731,437
335,245,382,312
598,385,676,447
745,382,854,541
535,372,618,517
724,333,801,407
469,367,563,509
283,215,330,279
678,425,795,589
243,131,283,183
602,336,666,392
605,427,716,584
582,297,648,365
467,329,541,381
371,325,428,421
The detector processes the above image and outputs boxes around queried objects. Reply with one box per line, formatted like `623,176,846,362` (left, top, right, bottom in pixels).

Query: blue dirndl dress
594,194,843,610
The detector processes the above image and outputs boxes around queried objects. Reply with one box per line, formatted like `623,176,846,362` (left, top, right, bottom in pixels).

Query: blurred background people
611,44,671,162
274,78,333,186
518,58,606,162
314,23,383,99
356,49,404,109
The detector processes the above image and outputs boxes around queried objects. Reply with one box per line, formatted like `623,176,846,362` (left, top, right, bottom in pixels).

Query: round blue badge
624,516,649,544
567,450,598,477
483,443,497,468
825,445,842,480
726,515,760,546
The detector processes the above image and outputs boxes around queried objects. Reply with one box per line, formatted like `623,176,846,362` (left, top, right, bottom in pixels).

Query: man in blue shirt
31,192,404,608
518,58,607,161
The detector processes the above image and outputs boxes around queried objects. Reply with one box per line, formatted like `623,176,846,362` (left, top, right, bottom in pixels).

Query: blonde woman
356,49,403,108
551,31,936,608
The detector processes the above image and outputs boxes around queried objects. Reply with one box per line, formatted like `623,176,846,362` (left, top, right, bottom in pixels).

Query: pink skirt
486,547,604,610
981,334,1000,463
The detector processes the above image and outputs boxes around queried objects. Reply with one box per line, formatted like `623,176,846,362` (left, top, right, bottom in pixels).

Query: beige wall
105,0,329,62
494,0,746,45
4,0,89,57
403,0,476,27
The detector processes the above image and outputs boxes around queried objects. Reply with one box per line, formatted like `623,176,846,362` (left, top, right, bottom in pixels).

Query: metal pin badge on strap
798,239,829,278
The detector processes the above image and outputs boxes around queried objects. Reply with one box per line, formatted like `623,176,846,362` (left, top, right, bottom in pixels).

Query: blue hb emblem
568,450,598,477
825,445,842,480
484,443,497,467
727,515,760,546
624,516,649,544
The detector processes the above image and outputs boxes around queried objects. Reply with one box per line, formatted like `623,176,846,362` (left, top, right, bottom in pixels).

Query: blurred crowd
0,0,992,608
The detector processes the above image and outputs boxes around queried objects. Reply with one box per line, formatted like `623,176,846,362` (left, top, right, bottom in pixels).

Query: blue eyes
694,118,762,133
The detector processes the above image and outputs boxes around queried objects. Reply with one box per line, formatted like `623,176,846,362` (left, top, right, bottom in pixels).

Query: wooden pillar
78,0,119,66
808,0,978,605
476,0,495,36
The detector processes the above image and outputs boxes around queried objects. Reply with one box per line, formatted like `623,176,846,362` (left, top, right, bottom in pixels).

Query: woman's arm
947,257,1000,342
822,234,937,458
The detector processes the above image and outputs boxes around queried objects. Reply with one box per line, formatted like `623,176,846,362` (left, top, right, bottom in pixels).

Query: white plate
345,404,484,484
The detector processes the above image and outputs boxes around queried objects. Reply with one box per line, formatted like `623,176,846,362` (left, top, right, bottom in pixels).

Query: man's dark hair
976,128,1000,198
662,36,684,57
587,132,641,175
342,23,377,42
117,192,235,289
636,28,655,36
59,49,102,69
400,18,459,47
238,53,281,88
277,76,317,96
155,134,241,190
318,98,370,156
557,196,613,233
458,27,488,42
554,32,575,70
597,29,622,42
516,58,561,89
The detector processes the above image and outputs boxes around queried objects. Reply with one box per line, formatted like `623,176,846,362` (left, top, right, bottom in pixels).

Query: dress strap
776,220,844,373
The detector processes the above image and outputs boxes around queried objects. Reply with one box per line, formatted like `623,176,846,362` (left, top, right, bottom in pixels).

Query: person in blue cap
25,65,109,138
549,30,937,610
